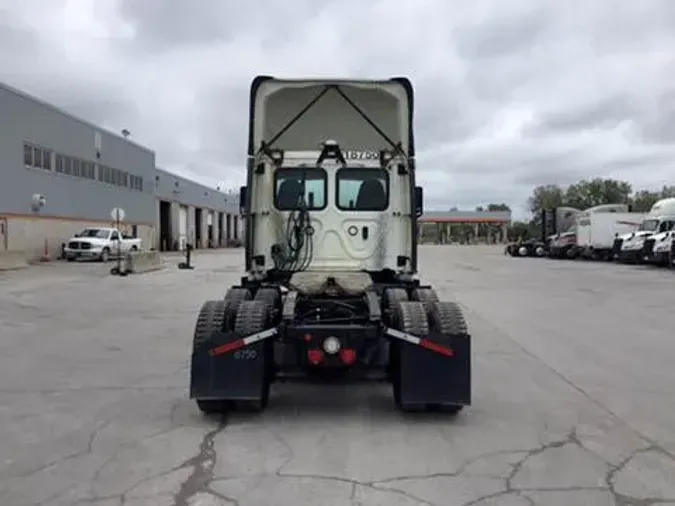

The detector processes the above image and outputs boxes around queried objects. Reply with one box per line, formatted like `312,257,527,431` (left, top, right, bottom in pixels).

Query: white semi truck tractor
616,198,675,263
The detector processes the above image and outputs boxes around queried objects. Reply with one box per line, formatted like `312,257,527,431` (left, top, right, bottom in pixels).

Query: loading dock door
0,217,7,250
179,206,188,250
207,211,214,248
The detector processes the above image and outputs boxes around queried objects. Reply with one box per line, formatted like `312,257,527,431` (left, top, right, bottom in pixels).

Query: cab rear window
274,168,327,210
336,168,389,211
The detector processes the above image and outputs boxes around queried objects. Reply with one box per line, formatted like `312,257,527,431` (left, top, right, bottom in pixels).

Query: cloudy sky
2,0,675,219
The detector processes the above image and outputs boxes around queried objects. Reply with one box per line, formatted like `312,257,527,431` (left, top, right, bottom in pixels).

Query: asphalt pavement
1,246,674,506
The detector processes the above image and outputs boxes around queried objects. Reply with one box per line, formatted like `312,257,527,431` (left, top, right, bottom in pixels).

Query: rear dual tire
387,288,467,415
193,293,274,415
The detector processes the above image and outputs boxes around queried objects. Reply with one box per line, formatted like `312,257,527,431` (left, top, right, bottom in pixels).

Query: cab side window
336,168,389,211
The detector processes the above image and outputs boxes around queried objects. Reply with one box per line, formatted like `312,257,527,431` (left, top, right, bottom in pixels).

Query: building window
23,142,33,166
41,149,52,171
32,146,42,169
131,175,143,191
24,141,145,192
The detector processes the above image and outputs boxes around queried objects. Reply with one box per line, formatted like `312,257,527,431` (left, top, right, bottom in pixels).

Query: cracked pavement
1,246,675,506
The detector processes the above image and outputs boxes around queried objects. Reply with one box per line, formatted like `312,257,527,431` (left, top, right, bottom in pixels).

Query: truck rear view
188,76,472,415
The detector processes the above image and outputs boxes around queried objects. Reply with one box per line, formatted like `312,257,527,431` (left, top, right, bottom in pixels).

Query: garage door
179,206,188,250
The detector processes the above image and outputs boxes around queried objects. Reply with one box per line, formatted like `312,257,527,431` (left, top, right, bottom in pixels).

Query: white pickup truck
64,227,142,262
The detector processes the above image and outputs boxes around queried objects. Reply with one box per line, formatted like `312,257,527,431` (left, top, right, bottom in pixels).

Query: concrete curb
114,251,164,275
0,251,29,271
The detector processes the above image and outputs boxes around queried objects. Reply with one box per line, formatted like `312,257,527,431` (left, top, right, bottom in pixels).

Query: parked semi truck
189,76,472,415
641,199,675,266
616,198,675,263
545,207,581,259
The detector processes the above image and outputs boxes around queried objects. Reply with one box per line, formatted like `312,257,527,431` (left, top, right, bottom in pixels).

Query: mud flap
190,330,272,402
396,332,471,406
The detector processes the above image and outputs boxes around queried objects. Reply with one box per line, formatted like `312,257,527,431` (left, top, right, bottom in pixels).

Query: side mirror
239,186,247,215
414,186,423,218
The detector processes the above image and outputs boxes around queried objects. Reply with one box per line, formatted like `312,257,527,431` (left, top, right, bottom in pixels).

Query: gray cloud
117,0,237,49
2,0,675,220
533,95,638,135
453,7,549,61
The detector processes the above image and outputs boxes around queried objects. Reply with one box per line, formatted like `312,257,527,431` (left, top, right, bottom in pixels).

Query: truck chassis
190,279,471,414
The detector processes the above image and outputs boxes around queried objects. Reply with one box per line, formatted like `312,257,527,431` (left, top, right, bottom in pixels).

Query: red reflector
209,339,245,356
339,348,357,365
420,339,454,357
307,349,324,365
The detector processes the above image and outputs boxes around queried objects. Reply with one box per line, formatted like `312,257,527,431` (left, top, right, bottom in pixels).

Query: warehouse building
0,81,241,260
154,168,241,251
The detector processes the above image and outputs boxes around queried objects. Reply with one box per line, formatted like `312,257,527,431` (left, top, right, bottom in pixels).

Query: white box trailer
576,204,644,260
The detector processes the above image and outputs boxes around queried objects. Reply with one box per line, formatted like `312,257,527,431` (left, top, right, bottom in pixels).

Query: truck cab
241,77,422,283
190,76,472,415
545,207,580,259
643,218,675,266
617,198,675,263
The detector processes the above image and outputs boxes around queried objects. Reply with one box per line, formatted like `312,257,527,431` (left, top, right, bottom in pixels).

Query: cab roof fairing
246,77,415,160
